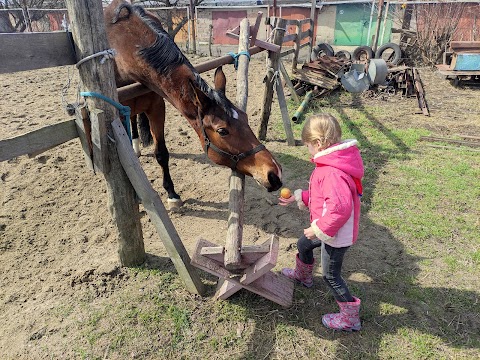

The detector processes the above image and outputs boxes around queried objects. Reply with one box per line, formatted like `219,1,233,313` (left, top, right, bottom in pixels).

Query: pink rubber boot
322,296,361,332
281,253,314,288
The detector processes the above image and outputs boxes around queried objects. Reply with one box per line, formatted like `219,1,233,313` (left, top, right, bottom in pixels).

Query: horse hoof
167,198,183,210
132,138,141,157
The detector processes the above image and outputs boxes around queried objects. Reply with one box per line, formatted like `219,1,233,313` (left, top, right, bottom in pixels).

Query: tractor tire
352,46,374,62
335,50,351,60
375,43,402,65
310,42,334,61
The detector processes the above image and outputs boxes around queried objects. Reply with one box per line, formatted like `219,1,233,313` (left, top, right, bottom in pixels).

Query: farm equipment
436,41,480,86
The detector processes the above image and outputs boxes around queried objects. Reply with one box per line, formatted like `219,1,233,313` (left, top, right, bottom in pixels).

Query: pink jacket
294,140,364,248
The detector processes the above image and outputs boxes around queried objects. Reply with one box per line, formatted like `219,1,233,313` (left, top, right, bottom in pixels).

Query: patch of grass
397,328,443,359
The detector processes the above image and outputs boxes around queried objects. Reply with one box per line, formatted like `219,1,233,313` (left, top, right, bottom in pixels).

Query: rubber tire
375,42,402,65
310,42,334,61
335,50,351,60
352,46,374,61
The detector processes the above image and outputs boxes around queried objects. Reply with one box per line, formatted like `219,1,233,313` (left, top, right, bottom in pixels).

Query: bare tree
133,0,204,39
412,2,466,66
0,0,65,32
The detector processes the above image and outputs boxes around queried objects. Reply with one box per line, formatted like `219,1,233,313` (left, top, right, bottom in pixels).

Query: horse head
104,0,282,192
190,67,282,191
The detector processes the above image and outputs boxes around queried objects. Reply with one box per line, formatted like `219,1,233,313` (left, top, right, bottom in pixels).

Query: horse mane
116,3,238,119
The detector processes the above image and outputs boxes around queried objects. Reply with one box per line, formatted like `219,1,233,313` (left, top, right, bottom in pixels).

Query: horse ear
190,80,211,114
111,1,132,24
214,66,226,94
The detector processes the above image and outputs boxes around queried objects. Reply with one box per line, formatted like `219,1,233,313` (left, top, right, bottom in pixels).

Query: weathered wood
250,12,263,47
419,135,480,148
200,242,270,264
0,120,78,162
293,68,339,89
282,34,297,43
192,238,294,307
258,18,287,141
413,68,429,116
275,78,296,146
0,32,76,74
111,120,205,295
279,60,300,104
226,32,281,53
219,235,279,298
73,106,94,172
65,0,144,267
224,19,249,270
292,17,302,71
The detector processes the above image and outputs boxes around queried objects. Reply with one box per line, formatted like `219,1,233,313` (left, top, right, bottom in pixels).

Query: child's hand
278,195,295,206
304,227,316,240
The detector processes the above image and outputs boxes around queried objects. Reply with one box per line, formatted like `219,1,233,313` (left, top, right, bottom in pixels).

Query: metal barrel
292,90,313,123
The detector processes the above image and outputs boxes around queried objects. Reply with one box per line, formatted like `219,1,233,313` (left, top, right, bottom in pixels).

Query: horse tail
138,113,153,146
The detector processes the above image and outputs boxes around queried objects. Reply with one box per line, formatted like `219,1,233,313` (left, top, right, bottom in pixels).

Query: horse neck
150,74,201,131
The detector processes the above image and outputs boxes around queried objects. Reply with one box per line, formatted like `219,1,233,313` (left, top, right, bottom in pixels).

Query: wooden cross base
191,235,294,307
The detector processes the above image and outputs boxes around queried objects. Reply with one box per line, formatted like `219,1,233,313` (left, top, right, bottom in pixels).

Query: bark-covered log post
65,0,145,266
258,17,287,141
224,18,250,270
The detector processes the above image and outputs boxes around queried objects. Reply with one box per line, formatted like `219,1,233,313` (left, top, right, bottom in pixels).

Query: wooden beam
0,32,76,74
0,120,78,162
279,59,300,104
258,18,287,141
65,0,145,267
111,119,205,295
226,32,281,53
276,78,296,146
224,19,249,271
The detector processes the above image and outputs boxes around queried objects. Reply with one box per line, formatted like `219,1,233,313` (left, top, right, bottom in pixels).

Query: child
279,113,364,332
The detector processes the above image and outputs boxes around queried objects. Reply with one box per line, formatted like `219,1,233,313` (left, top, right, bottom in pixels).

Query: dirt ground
0,55,479,359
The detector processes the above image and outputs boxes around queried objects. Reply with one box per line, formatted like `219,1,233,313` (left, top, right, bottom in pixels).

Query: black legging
297,235,354,302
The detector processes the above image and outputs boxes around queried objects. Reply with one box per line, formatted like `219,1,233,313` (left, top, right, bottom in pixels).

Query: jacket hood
312,139,364,179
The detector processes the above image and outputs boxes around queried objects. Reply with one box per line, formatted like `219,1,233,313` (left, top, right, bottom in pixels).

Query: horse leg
144,95,183,210
130,115,141,157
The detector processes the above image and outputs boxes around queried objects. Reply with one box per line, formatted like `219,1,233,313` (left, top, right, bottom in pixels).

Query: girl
279,113,364,332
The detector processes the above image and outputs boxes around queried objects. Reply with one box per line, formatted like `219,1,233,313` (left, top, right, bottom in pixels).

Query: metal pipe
292,90,313,123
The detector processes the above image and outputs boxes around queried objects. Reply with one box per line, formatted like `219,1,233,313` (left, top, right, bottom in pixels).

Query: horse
104,0,282,209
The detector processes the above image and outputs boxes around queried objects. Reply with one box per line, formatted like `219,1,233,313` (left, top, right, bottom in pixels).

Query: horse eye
216,128,229,136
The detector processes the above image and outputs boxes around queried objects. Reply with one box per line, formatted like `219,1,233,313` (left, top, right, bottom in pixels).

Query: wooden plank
217,236,279,299
0,32,76,74
216,271,294,307
226,32,281,53
112,119,205,295
259,18,287,141
276,78,296,146
294,68,339,89
240,235,278,284
250,12,263,47
200,243,270,265
300,30,311,40
282,34,297,43
191,238,233,279
73,106,94,172
279,59,300,104
419,135,480,148
286,19,299,26
0,120,78,162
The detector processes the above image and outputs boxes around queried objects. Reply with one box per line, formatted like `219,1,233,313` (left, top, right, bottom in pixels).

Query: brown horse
104,0,282,208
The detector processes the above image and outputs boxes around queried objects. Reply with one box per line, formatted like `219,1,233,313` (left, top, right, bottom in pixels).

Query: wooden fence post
65,0,145,266
224,19,249,270
258,17,287,141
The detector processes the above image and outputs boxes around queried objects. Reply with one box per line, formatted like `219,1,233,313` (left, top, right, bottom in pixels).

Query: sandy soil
1,55,479,358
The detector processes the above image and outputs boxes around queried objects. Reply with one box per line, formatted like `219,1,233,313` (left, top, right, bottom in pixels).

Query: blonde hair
301,113,342,150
